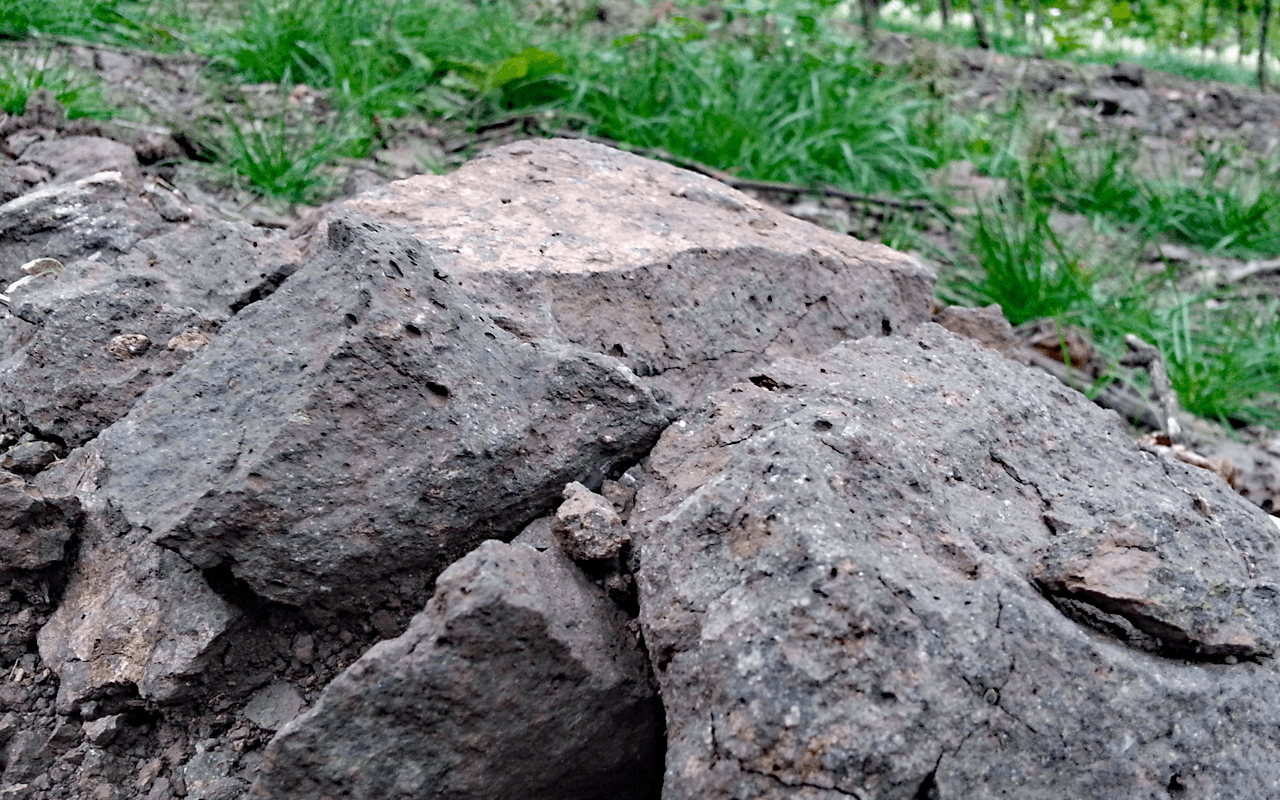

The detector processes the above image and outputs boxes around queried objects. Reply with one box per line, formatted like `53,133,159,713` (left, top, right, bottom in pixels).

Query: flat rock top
345,137,912,275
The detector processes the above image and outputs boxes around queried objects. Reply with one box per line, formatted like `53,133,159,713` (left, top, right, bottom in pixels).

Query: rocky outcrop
629,323,1280,799
252,539,663,800
3,129,1279,800
339,138,935,416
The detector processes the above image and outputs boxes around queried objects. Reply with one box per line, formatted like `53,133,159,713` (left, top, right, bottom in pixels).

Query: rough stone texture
16,136,142,185
0,170,169,268
2,437,59,474
342,137,935,415
252,539,663,800
0,219,303,448
12,219,303,325
37,444,241,711
0,470,80,571
932,302,1029,365
38,213,667,707
553,480,630,562
242,683,305,732
630,324,1280,800
0,282,219,448
104,214,664,607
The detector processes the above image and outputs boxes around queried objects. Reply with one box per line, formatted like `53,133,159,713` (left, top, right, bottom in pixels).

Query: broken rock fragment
252,540,663,800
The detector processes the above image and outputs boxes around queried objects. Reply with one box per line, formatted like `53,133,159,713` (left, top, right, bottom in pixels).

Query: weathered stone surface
16,136,141,185
0,170,168,268
37,444,240,711
631,324,1280,799
1,437,59,475
0,219,301,448
342,138,935,415
0,471,79,571
252,539,663,800
90,215,665,608
242,683,305,732
36,213,668,709
553,480,630,562
0,281,219,448
10,220,303,326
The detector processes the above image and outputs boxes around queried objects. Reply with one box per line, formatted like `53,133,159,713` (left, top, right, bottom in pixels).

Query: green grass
0,52,113,118
565,28,943,197
1,0,1278,431
942,196,1094,326
204,110,369,204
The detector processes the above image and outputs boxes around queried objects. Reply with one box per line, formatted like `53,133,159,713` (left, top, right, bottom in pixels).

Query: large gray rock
105,215,666,607
252,539,663,800
0,283,218,448
341,137,935,415
39,214,667,706
630,324,1280,799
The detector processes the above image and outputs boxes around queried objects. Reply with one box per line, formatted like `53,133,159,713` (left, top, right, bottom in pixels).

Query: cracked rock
630,324,1280,799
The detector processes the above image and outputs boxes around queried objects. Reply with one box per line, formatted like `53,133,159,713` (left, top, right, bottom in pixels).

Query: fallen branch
550,129,950,217
1026,351,1162,431
1119,334,1183,442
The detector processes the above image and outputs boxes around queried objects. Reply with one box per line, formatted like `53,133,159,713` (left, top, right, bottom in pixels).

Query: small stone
107,333,152,359
291,634,314,665
166,331,210,353
82,714,122,747
552,481,630,562
242,683,304,732
1,439,59,475
370,610,399,638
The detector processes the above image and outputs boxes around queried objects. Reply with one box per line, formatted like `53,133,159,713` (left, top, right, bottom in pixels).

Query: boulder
340,137,935,416
0,219,303,448
101,214,666,607
252,539,663,800
630,324,1280,799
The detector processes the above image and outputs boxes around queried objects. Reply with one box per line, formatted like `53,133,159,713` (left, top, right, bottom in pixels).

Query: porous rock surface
0,218,302,450
252,539,663,800
340,137,935,415
630,323,1280,799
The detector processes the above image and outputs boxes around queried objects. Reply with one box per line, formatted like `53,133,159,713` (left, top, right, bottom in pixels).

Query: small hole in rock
405,324,422,337
813,419,832,431
343,313,357,328
424,381,450,399
882,318,893,335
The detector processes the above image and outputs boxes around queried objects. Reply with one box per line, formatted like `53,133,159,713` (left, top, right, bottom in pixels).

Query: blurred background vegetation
1,0,1278,430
